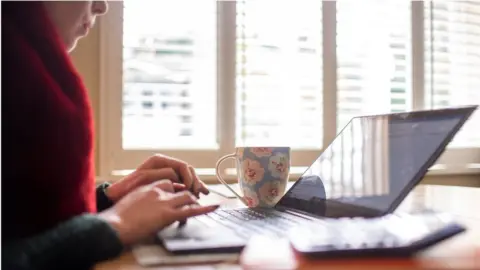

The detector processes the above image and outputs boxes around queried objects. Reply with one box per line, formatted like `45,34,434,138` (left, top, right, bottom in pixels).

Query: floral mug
215,147,290,208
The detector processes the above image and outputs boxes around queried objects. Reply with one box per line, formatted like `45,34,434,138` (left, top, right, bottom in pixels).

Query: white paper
132,244,239,267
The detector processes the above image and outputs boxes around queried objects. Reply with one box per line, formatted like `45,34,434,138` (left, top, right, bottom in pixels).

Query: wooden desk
95,185,480,269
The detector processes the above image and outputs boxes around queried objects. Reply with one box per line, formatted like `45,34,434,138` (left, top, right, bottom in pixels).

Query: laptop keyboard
198,208,311,239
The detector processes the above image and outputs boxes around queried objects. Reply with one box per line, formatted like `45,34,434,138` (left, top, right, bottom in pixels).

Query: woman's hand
106,154,209,202
99,180,218,246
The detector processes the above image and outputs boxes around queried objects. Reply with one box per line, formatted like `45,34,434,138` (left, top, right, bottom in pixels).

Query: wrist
98,210,132,246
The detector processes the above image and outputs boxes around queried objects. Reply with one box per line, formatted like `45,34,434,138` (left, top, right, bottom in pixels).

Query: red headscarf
2,2,97,242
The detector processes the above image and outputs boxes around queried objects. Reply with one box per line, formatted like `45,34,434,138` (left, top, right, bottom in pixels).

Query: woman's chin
66,39,79,53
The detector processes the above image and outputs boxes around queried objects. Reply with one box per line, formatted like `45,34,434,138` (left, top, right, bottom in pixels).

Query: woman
2,2,218,269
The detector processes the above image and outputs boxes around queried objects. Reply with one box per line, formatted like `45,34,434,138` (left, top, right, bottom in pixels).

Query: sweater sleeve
2,214,124,270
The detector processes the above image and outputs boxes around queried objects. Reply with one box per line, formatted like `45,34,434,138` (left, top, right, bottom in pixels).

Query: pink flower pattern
241,158,265,185
242,188,259,207
268,153,290,179
259,180,287,206
250,147,273,158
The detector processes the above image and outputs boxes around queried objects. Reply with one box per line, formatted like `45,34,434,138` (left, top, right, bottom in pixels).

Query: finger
136,168,179,188
193,170,210,195
188,165,209,197
137,154,169,170
167,191,197,208
177,164,194,191
174,204,220,221
188,166,201,197
150,179,175,193
190,179,199,199
145,180,174,196
173,183,187,192
199,182,210,195
188,166,209,196
138,154,184,172
138,155,193,188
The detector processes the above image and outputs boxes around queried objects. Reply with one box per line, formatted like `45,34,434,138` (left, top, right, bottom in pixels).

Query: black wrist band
96,182,115,212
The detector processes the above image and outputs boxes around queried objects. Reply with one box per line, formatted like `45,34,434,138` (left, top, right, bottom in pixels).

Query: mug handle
215,154,248,206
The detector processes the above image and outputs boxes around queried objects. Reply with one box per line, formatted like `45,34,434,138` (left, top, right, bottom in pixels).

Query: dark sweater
2,184,124,270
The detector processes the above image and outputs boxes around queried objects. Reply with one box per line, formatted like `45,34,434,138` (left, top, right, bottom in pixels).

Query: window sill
99,164,480,187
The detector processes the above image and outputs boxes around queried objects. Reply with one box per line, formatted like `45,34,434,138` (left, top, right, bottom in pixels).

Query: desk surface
95,184,480,269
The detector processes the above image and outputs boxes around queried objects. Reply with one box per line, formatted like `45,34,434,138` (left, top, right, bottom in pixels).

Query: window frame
98,1,479,180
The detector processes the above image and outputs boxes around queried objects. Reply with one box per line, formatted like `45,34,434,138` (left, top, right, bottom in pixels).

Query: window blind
425,0,480,147
235,0,323,149
336,0,411,131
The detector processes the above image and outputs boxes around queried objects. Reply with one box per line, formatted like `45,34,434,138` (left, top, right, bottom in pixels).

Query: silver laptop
157,105,478,254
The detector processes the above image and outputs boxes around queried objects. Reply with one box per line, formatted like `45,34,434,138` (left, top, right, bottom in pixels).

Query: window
99,1,479,179
141,90,153,96
336,0,411,131
236,0,323,149
425,1,480,149
422,0,480,167
123,0,215,151
141,101,153,109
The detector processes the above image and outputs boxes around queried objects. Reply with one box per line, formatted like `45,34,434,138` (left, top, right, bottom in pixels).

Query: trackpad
157,220,246,254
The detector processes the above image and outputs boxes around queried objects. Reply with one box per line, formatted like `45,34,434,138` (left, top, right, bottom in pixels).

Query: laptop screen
276,107,475,218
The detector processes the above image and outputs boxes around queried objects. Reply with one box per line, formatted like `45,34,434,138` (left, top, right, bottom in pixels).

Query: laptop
157,105,478,254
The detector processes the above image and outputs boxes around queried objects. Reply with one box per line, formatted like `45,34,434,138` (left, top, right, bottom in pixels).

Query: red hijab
2,2,96,242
